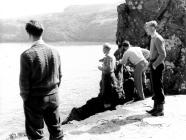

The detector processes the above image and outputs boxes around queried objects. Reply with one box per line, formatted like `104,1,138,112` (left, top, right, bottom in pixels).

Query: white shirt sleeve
120,51,129,65
141,48,150,60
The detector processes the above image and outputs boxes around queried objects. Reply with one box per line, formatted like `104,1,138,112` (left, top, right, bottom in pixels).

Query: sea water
0,42,117,138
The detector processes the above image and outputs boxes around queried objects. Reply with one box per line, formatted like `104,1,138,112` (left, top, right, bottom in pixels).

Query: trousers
150,62,165,104
24,93,63,140
134,60,148,99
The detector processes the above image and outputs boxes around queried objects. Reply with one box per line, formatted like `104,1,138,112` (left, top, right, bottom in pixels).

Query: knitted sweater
99,55,115,74
150,32,166,68
19,43,62,99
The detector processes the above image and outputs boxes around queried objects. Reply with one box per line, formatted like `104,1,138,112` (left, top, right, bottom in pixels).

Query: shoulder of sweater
21,47,38,59
45,44,60,55
104,55,113,62
23,44,60,57
21,48,33,57
155,33,164,42
21,44,44,59
20,49,34,63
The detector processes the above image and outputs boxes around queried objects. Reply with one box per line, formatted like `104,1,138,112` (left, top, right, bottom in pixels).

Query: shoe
146,102,157,114
151,104,164,116
151,110,164,116
146,108,156,114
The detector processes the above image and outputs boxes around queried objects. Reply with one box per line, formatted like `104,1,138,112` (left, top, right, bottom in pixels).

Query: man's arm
99,58,104,62
153,37,166,68
141,48,150,60
19,53,31,102
119,51,128,65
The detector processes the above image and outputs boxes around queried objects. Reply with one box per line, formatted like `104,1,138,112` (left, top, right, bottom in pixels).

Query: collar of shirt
32,39,46,47
151,31,158,39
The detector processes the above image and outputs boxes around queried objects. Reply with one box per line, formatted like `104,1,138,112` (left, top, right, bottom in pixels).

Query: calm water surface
0,42,117,138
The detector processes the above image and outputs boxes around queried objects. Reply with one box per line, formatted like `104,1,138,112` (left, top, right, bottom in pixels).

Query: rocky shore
7,95,186,140
63,95,186,140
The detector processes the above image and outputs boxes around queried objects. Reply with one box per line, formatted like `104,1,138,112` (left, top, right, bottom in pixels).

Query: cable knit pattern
19,43,62,98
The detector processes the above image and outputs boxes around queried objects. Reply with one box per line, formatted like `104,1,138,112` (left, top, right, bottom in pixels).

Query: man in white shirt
119,41,149,100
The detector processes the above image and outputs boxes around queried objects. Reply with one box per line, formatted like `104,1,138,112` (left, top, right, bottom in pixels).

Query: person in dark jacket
19,20,63,140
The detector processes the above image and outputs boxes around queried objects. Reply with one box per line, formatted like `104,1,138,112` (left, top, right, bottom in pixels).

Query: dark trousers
150,62,165,104
24,93,63,140
101,72,117,104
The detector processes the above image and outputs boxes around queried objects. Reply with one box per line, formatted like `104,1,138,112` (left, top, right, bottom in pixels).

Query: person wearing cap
98,43,117,109
144,20,166,116
118,41,150,101
19,20,63,139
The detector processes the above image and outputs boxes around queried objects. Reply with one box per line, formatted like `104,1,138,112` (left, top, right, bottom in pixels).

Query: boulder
116,0,186,93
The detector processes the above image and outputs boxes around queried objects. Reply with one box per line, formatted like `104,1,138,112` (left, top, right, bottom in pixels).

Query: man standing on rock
19,20,64,139
145,20,166,116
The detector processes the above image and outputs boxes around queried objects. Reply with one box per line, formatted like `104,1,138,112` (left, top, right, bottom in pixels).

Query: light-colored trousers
134,60,148,99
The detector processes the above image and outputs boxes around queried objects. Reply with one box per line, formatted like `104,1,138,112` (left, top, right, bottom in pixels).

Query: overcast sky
0,0,124,19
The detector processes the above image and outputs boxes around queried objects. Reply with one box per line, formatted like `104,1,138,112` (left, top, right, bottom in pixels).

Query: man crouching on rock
118,41,149,101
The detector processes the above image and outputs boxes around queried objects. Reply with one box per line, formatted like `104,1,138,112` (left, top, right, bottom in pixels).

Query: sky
0,0,124,19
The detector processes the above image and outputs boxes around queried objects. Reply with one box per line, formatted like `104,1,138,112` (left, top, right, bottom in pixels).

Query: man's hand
148,62,156,70
152,64,156,70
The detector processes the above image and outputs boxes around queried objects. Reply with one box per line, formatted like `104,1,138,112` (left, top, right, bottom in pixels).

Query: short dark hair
122,40,130,48
25,20,43,37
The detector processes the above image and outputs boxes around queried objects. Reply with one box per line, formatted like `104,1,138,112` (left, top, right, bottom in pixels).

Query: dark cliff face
116,0,186,93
